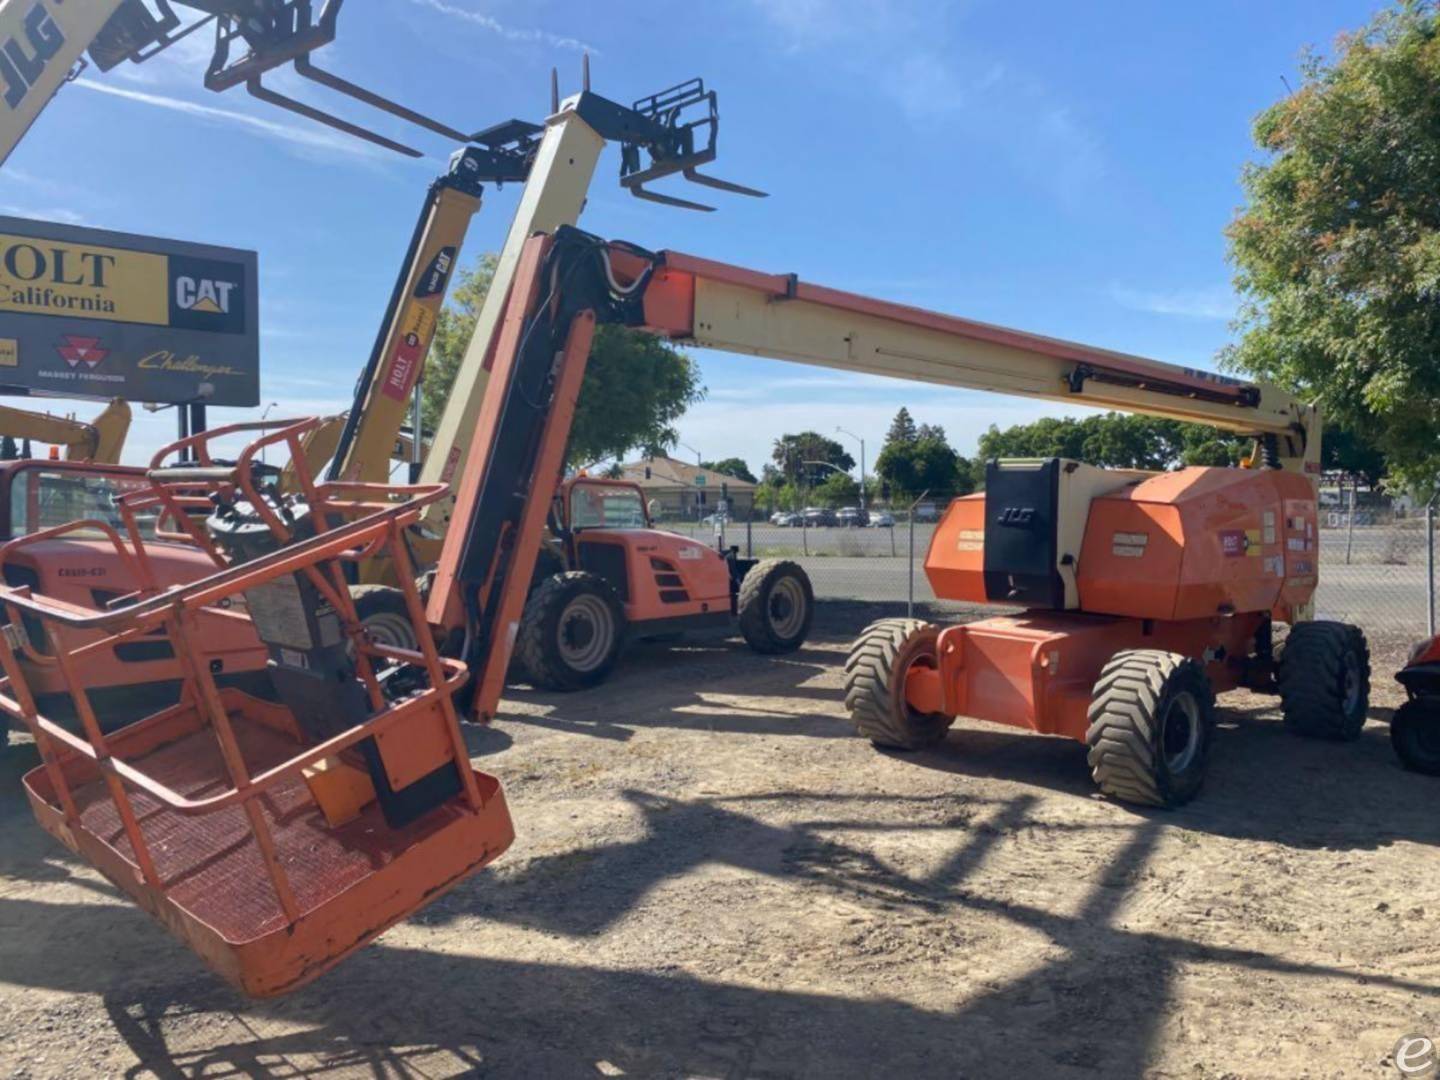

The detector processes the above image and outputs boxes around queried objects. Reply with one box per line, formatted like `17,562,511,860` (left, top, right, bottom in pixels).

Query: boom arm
0,396,130,462
429,227,1316,722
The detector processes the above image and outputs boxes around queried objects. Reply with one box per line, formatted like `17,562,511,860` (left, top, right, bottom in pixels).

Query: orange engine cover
925,467,1318,621
576,529,733,623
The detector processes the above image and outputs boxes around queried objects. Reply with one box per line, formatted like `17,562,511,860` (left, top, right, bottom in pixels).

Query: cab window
8,466,159,540
569,484,647,530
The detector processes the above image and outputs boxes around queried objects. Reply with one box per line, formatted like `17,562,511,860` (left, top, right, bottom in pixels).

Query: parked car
771,511,801,527
913,501,940,522
868,511,895,528
700,512,732,527
836,506,870,527
802,507,836,527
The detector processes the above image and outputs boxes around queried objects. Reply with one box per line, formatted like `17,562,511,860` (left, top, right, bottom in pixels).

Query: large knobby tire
1278,621,1370,741
737,559,814,654
517,572,625,691
350,585,421,653
1391,697,1440,776
1086,650,1214,808
844,619,952,750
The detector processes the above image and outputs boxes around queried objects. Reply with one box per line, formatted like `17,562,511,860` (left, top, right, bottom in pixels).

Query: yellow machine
0,397,130,462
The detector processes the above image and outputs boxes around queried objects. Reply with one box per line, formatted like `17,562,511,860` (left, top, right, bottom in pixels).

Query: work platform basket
0,419,513,997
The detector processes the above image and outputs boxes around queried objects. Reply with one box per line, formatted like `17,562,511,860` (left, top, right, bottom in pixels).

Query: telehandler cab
517,475,813,690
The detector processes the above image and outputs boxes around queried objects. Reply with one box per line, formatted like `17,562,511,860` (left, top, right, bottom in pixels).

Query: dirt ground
1,603,1437,1079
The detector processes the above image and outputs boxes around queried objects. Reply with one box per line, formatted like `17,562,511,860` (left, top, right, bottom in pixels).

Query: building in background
620,456,756,521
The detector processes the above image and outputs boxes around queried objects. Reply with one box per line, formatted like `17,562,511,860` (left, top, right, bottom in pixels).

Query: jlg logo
0,2,64,111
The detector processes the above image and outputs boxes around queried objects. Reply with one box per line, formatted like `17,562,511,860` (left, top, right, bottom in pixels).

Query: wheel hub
767,577,806,639
557,595,614,672
1161,691,1202,773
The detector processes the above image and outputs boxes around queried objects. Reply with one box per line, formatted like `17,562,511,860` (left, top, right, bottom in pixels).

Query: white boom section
0,0,123,168
417,97,604,530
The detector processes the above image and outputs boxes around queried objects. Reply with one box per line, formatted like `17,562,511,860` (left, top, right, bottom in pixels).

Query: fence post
1345,477,1357,566
802,514,809,557
746,516,752,559
907,490,929,619
1428,498,1436,638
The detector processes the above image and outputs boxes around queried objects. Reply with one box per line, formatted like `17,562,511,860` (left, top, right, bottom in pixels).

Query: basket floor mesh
63,714,465,943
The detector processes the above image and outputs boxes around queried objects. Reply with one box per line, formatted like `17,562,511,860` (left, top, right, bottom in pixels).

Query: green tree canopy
771,432,855,486
1225,1,1440,492
423,253,704,467
875,409,975,500
812,470,860,507
701,457,757,483
977,413,1251,471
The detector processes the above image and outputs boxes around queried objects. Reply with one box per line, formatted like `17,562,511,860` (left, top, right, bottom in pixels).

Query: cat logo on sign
174,276,236,315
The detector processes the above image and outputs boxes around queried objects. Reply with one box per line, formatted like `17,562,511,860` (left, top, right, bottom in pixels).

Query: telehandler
0,397,131,463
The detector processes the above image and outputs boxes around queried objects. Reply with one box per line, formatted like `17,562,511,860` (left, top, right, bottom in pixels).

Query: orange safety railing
0,419,513,995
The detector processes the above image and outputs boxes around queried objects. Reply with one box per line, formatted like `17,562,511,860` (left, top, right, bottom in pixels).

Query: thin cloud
0,204,85,225
1110,283,1235,321
407,0,595,53
74,80,397,163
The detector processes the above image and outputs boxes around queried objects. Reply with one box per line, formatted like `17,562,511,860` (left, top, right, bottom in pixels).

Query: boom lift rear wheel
844,619,952,750
517,571,625,691
1278,621,1370,741
1085,650,1214,808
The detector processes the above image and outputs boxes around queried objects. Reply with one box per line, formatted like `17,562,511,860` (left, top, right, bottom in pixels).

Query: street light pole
836,426,866,508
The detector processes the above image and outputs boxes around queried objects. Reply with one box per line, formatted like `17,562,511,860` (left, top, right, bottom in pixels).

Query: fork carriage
0,419,513,997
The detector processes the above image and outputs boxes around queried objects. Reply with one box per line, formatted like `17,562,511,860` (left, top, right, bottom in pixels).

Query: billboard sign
0,216,259,406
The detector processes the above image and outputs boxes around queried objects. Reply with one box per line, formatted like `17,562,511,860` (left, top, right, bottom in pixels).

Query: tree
886,407,918,444
812,470,860,507
771,432,854,485
875,411,974,500
1225,2,1440,492
423,253,705,466
701,457,757,483
976,413,1250,471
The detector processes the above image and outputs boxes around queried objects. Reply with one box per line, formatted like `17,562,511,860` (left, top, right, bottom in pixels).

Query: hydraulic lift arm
0,396,130,462
428,227,1316,723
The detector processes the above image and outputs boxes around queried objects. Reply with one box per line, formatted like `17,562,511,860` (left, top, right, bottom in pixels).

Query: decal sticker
0,337,15,367
414,246,457,298
1112,530,1149,558
1112,543,1146,559
1263,510,1276,545
957,528,983,553
677,546,704,561
379,302,437,402
1264,555,1284,577
1219,529,1262,557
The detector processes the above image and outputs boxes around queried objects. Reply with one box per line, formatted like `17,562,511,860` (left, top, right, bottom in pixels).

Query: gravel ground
0,604,1436,1079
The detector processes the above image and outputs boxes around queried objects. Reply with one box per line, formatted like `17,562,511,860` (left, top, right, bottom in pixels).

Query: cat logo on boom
174,276,236,315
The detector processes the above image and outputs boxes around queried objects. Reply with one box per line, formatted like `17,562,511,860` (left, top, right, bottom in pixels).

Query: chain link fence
665,492,1438,661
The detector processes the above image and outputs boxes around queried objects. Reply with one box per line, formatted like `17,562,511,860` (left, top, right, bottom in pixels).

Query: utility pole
837,426,866,508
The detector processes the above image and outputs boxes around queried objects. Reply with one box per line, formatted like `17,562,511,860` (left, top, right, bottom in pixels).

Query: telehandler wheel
1391,697,1440,776
738,559,814,654
350,585,421,653
517,571,625,691
1278,621,1370,741
844,619,952,750
1086,650,1214,809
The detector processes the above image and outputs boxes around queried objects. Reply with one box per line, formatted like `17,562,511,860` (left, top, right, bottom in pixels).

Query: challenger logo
55,334,107,368
0,2,64,112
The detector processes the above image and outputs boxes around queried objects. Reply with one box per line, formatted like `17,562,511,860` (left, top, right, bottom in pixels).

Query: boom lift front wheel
517,571,625,691
844,619,953,750
1086,650,1215,809
1278,621,1371,741
1391,697,1440,775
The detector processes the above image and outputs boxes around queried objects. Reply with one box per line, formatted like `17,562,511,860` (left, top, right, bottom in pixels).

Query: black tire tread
737,559,814,654
1391,697,1440,776
1278,621,1370,741
516,571,624,692
1085,649,1213,808
843,618,950,750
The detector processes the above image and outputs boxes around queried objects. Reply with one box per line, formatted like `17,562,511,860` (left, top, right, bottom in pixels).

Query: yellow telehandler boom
0,395,129,461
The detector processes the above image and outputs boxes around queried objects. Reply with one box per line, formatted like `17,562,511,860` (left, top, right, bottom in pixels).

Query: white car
868,511,895,528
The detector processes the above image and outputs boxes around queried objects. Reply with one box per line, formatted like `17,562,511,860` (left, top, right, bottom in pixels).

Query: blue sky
1,0,1382,476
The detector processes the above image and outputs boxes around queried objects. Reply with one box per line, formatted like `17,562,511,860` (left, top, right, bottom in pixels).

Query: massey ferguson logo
0,2,64,112
175,276,236,315
55,334,107,368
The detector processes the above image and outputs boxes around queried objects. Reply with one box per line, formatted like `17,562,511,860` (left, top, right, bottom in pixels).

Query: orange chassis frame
1,419,513,997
